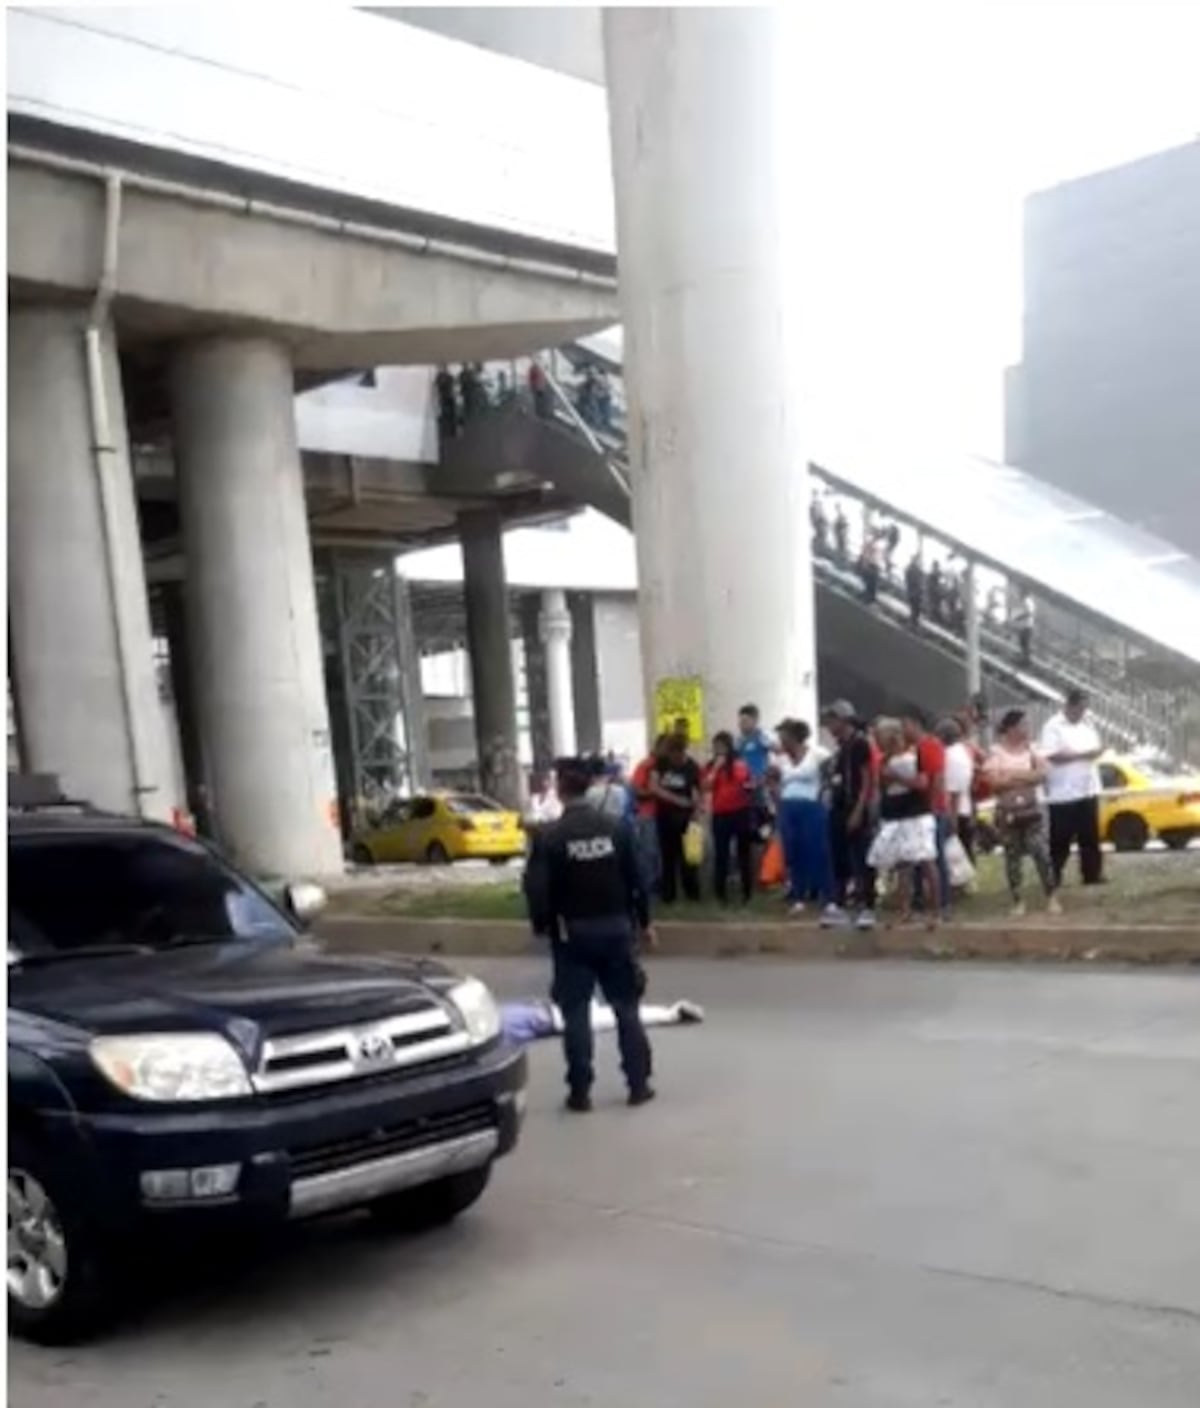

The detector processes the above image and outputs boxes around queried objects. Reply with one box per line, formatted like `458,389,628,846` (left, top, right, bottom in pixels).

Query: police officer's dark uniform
524,761,654,1111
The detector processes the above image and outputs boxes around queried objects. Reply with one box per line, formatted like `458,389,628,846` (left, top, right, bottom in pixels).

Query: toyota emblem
357,1031,393,1065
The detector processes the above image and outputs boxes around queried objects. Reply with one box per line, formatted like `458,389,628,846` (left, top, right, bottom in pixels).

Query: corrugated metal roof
813,447,1200,665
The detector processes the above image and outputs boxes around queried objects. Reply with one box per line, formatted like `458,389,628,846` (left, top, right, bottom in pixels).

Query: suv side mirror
286,881,328,928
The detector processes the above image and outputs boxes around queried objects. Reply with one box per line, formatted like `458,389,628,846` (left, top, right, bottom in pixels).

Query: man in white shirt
938,718,977,861
1039,689,1104,886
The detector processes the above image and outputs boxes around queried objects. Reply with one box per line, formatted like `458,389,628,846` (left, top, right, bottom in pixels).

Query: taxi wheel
1108,813,1149,853
351,842,375,867
424,841,451,866
1160,829,1196,852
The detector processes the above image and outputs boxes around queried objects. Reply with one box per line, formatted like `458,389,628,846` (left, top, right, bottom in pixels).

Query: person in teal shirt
735,704,773,782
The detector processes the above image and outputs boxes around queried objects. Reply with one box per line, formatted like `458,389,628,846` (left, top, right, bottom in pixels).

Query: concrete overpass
9,7,826,882
7,6,621,878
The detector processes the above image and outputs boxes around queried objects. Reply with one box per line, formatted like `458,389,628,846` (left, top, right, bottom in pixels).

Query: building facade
1007,141,1200,556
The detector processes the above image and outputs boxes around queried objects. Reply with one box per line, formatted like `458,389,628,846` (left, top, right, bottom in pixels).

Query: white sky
783,0,1200,461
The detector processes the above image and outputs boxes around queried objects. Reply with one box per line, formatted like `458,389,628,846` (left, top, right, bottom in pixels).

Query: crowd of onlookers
530,687,1108,926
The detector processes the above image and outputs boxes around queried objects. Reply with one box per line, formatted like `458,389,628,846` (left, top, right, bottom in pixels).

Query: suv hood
11,942,458,1059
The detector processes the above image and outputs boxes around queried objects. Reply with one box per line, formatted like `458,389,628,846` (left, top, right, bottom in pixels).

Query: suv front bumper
66,1040,526,1236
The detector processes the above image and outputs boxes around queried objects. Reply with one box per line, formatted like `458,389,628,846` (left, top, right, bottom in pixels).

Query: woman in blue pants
775,719,839,923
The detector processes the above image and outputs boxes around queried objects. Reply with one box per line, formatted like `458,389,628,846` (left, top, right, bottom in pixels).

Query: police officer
524,756,656,1113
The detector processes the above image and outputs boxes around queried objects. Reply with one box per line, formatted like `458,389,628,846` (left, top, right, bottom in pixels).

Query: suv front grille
253,1006,471,1095
287,1101,497,1180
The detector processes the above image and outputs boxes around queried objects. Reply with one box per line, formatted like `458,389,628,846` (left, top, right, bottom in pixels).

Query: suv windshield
9,831,295,959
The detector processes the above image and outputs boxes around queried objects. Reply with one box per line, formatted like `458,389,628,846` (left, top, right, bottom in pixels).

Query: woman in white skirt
868,717,940,926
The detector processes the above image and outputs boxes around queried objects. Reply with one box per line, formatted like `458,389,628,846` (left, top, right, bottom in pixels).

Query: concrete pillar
459,508,524,808
8,306,173,817
604,9,817,732
158,582,213,836
170,336,342,877
519,594,554,776
569,591,603,753
539,588,576,757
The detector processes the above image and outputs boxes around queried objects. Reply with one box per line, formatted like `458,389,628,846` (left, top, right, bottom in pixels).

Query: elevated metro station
472,338,1200,752
8,7,1200,880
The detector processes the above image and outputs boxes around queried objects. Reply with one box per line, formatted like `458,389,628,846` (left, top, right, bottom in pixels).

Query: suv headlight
90,1033,253,1102
448,977,502,1046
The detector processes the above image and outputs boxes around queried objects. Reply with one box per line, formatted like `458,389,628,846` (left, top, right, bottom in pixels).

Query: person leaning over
651,734,702,904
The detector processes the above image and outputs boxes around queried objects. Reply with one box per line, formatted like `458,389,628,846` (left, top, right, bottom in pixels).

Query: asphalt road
11,960,1200,1407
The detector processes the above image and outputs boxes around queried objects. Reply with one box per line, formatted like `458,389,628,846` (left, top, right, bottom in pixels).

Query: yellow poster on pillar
653,677,705,749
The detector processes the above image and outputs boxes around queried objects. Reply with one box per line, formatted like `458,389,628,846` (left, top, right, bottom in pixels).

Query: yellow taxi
1096,757,1200,852
351,792,525,866
977,755,1200,853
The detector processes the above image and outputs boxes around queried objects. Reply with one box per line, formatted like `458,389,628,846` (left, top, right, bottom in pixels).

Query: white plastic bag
945,831,976,890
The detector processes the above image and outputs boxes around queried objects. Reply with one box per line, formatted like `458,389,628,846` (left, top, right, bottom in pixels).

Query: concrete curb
317,916,1200,965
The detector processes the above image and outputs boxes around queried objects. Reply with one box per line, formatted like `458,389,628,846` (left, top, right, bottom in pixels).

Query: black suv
7,778,526,1342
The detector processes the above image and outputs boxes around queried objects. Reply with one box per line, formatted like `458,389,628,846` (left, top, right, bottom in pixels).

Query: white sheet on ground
500,998,705,1044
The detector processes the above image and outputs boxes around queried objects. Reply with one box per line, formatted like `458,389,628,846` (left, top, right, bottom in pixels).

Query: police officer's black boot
565,1089,593,1114
627,1085,656,1107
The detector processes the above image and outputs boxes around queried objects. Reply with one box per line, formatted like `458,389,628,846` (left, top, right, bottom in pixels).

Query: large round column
539,588,577,757
170,337,342,877
604,9,817,736
459,508,524,809
8,306,173,817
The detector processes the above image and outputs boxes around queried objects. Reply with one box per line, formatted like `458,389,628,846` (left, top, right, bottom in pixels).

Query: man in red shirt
902,708,951,915
630,734,667,895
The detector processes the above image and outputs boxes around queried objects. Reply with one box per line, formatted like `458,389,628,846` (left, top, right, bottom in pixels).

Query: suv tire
8,1135,108,1344
369,1163,492,1233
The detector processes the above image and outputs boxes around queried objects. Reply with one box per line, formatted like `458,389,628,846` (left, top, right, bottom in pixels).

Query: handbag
759,833,786,888
683,819,706,868
995,753,1042,826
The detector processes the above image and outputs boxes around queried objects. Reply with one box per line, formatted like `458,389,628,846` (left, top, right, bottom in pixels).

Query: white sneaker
855,909,877,931
1010,900,1027,919
1047,894,1063,916
819,904,851,929
788,902,807,917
